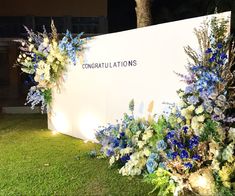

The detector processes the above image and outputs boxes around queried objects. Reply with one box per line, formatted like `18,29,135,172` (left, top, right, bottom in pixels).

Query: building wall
0,0,107,17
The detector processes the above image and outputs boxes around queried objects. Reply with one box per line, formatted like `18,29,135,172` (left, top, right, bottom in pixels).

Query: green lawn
0,114,153,195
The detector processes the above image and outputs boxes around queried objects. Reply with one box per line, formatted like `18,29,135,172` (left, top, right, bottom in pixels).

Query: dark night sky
108,0,235,33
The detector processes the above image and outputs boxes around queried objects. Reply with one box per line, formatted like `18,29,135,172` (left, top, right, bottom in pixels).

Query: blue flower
192,154,201,161
106,149,114,157
180,150,189,159
112,138,119,148
120,155,130,163
156,140,167,151
166,130,175,140
185,85,195,94
187,95,199,105
168,151,178,160
184,162,193,169
120,132,125,137
220,53,227,60
182,126,188,134
209,56,216,63
176,142,185,149
149,153,159,160
188,135,199,149
217,43,223,49
158,162,166,169
146,158,158,173
205,48,212,53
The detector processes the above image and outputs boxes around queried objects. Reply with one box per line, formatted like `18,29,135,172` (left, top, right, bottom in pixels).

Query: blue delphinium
59,30,84,65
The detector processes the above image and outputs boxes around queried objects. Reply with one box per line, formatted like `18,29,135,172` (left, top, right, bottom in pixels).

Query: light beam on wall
51,112,70,133
78,113,100,141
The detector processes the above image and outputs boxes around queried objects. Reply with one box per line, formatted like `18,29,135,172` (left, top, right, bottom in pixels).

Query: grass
0,114,153,195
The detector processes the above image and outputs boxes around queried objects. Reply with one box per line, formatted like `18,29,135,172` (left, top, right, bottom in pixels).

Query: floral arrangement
16,21,85,112
96,16,235,196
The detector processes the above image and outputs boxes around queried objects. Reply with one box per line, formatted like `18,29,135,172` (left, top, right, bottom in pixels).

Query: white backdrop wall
48,12,231,141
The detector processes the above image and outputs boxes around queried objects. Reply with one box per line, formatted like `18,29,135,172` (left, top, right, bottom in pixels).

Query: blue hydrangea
185,85,195,94
187,95,199,105
146,158,158,173
149,153,159,160
156,140,167,151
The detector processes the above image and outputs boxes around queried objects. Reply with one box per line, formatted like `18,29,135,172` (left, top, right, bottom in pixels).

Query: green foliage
222,142,235,162
200,119,220,142
151,115,168,141
214,172,235,196
144,168,175,196
42,89,52,105
210,17,229,46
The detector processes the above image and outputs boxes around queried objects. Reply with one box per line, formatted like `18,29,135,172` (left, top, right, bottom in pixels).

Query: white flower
228,128,235,142
142,129,153,141
197,115,205,122
171,107,177,114
143,148,151,156
195,105,204,114
109,156,115,166
29,44,34,51
188,105,195,112
178,92,184,97
120,147,133,156
179,100,186,107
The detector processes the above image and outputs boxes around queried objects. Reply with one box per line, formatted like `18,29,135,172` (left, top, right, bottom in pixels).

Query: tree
135,0,152,28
